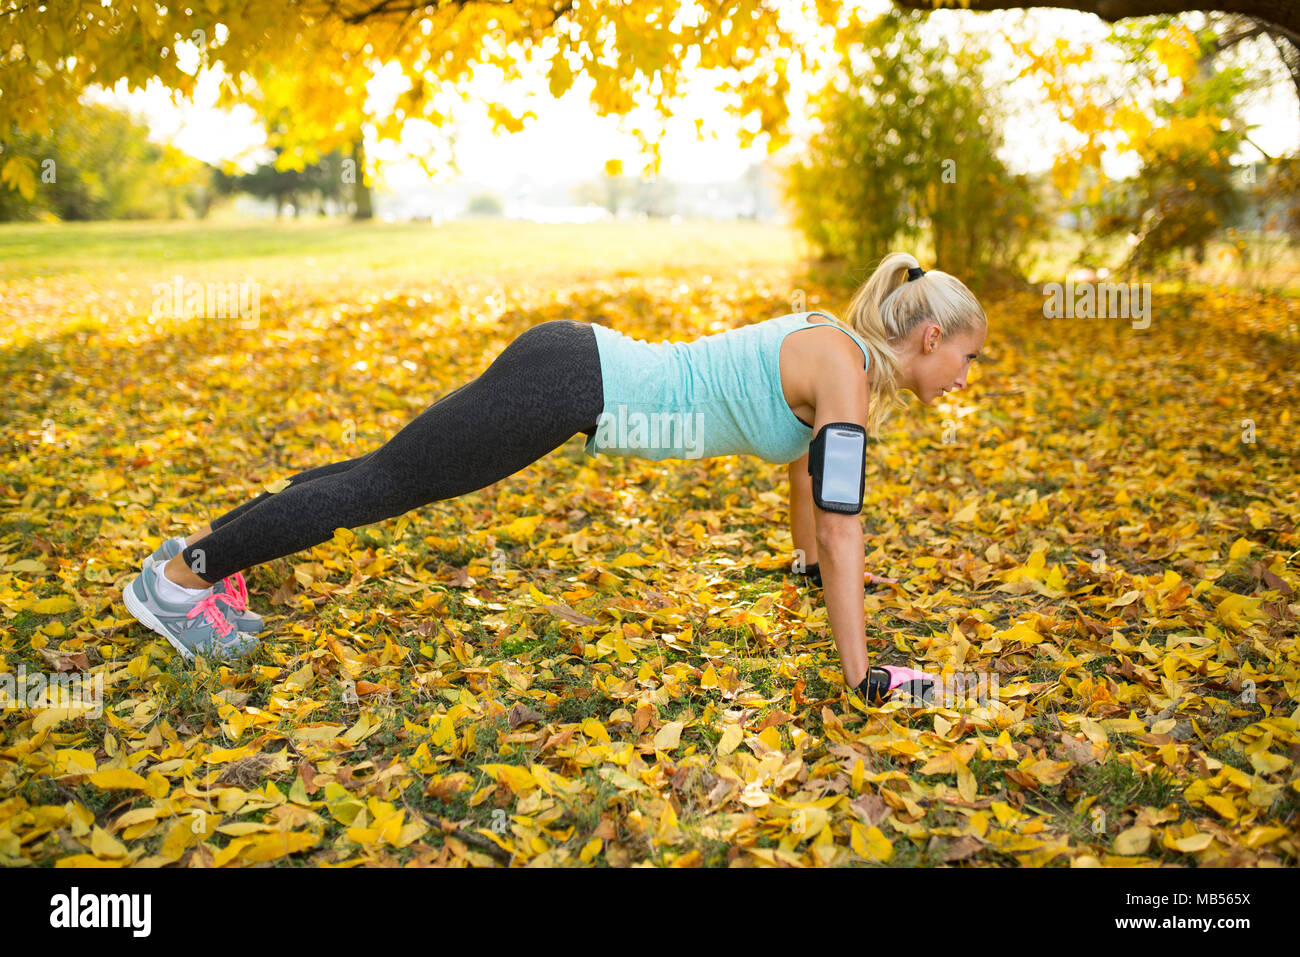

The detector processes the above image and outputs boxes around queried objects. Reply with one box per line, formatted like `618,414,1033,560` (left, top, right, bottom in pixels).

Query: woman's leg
181,382,474,544
175,319,604,584
202,452,379,535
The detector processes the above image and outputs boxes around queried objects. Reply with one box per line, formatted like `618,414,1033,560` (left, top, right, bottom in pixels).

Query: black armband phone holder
807,422,866,514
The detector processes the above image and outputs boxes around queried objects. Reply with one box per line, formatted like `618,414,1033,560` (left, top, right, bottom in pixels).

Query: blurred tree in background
1256,154,1300,241
572,160,677,218
1011,16,1288,277
465,193,505,216
782,10,1046,287
212,148,351,218
0,0,812,218
893,0,1299,119
0,101,212,221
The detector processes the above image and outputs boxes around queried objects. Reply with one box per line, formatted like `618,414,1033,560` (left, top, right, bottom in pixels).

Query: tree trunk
351,138,373,221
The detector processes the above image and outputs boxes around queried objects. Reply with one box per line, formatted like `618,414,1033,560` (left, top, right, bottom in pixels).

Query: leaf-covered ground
1,220,1297,867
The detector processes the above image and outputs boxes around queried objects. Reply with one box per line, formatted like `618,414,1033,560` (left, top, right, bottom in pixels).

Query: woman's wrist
853,667,884,701
793,561,822,586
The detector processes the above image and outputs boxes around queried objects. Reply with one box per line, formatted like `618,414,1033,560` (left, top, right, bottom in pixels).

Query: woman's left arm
787,451,818,570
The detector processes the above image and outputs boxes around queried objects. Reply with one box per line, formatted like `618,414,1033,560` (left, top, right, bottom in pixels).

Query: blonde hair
813,251,986,438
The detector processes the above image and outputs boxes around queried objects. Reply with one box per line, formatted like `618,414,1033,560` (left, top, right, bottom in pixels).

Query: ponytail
814,251,986,437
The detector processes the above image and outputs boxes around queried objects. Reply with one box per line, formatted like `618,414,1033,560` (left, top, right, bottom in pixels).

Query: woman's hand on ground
791,561,822,587
790,563,898,587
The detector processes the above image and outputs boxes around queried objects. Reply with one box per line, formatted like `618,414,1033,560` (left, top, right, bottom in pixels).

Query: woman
123,251,987,705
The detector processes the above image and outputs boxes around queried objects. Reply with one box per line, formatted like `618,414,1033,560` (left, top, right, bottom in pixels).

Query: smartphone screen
821,427,865,504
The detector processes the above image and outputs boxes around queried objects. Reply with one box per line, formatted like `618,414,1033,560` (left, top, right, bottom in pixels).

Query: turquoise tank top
583,311,871,464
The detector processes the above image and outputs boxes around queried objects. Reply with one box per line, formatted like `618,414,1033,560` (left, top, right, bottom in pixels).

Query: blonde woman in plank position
124,251,986,703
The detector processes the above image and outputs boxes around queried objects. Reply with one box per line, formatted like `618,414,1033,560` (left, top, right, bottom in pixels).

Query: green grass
0,217,806,284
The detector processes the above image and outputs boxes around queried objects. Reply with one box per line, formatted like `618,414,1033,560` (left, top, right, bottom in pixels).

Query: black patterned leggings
182,319,605,583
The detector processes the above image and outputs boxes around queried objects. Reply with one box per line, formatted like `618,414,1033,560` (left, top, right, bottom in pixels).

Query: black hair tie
906,266,925,281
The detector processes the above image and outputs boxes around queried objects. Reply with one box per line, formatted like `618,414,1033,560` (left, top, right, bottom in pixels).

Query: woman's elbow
815,512,861,549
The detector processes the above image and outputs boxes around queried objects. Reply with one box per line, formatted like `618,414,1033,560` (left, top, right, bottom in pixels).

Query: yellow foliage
0,222,1295,871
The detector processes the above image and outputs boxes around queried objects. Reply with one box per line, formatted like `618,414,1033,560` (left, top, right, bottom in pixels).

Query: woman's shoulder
789,313,869,364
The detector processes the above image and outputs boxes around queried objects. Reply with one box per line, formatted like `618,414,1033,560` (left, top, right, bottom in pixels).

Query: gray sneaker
122,564,261,663
143,536,264,633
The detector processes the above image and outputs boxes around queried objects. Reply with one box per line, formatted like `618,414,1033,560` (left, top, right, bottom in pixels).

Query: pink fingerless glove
855,665,935,704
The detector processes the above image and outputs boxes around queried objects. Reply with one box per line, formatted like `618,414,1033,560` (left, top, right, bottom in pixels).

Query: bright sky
88,1,1299,192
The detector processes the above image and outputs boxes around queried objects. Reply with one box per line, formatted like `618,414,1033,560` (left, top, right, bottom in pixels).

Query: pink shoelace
185,590,243,638
215,571,249,612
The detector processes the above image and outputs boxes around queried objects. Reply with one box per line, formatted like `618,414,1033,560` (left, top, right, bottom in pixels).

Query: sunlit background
83,3,1300,223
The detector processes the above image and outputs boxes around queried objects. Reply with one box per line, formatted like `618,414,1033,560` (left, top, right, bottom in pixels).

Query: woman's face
906,322,986,405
